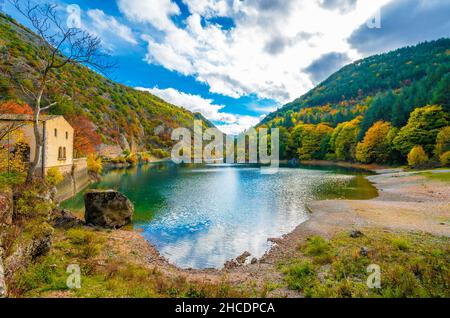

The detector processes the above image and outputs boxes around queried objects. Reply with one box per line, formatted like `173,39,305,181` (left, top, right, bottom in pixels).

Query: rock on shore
84,190,134,229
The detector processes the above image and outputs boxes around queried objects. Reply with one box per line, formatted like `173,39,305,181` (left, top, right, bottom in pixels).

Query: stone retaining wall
55,157,91,202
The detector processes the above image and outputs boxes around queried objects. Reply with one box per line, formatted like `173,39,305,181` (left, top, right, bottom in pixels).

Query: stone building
0,114,74,175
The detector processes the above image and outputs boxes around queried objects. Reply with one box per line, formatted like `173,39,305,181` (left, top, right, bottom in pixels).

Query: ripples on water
63,163,377,269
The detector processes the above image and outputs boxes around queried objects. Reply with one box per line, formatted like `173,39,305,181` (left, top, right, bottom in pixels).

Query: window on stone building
58,147,66,160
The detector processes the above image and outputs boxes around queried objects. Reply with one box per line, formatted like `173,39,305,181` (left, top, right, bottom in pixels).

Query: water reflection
63,163,377,269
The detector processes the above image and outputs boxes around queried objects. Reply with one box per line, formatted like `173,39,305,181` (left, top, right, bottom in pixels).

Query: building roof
0,114,62,122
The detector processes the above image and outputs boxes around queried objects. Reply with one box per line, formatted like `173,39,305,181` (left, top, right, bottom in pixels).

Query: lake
62,162,377,269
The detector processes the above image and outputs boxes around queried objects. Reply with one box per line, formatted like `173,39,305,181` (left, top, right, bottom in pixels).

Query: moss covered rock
84,190,134,229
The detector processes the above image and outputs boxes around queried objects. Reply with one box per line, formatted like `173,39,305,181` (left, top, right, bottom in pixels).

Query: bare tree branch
0,122,26,142
6,0,115,181
40,101,57,111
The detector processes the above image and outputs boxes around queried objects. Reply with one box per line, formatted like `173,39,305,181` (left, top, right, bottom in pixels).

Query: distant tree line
261,105,449,168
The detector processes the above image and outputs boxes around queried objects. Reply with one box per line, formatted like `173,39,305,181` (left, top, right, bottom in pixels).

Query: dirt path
111,169,450,297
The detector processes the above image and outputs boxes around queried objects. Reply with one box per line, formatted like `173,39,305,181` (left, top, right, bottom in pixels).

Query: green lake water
62,162,377,269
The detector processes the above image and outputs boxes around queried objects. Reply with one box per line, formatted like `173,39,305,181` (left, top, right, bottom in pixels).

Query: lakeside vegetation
11,226,246,298
281,229,449,298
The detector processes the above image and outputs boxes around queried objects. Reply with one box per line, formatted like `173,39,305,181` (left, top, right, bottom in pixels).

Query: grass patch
12,226,246,298
282,229,450,298
390,237,410,251
302,236,333,264
284,261,316,291
419,171,450,183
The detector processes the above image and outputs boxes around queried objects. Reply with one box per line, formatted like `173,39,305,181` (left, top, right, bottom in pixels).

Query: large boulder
84,190,134,228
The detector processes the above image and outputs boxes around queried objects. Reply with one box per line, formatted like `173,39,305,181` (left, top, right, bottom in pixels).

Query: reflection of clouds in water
143,167,318,268
62,164,374,268
66,164,365,268
159,225,228,268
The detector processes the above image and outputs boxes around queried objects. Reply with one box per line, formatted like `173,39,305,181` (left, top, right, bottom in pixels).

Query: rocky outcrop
0,190,12,298
0,190,13,226
3,224,53,291
0,185,56,297
350,230,364,238
98,144,123,159
84,190,134,229
0,253,6,298
224,251,252,269
119,134,130,152
236,251,251,265
51,208,84,229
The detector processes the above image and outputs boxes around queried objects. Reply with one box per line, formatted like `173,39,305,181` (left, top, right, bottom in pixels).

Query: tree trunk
25,91,44,183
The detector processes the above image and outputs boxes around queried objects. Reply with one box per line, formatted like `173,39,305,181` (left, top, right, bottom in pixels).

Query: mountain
259,39,450,139
0,13,212,157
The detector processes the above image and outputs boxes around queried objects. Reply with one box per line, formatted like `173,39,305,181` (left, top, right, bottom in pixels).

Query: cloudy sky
3,0,450,134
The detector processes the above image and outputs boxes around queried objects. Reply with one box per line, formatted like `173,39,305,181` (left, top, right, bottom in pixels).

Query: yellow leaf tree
356,121,393,164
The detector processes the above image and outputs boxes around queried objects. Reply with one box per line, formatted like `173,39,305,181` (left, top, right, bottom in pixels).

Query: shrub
66,228,104,259
324,153,337,161
15,184,53,219
407,146,429,168
152,148,169,159
0,141,28,175
284,261,316,291
140,152,152,163
46,167,64,186
110,156,126,164
126,154,138,166
304,236,330,256
87,154,102,175
0,172,25,190
434,126,450,157
303,236,332,264
439,151,450,167
391,237,410,251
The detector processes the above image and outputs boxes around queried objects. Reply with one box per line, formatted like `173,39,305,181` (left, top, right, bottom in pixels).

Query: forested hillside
0,13,210,158
258,39,450,166
261,39,450,130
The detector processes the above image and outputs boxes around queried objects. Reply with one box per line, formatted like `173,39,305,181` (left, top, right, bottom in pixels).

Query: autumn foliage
0,100,33,115
356,121,393,164
67,115,102,157
407,146,429,168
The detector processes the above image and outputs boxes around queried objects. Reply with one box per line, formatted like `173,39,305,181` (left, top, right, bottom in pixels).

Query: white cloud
181,0,230,17
215,116,261,135
136,86,233,122
118,0,391,103
117,0,180,31
248,103,279,114
87,9,138,47
136,86,260,134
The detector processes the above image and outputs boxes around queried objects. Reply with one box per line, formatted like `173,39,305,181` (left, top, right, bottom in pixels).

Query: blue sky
2,0,449,134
